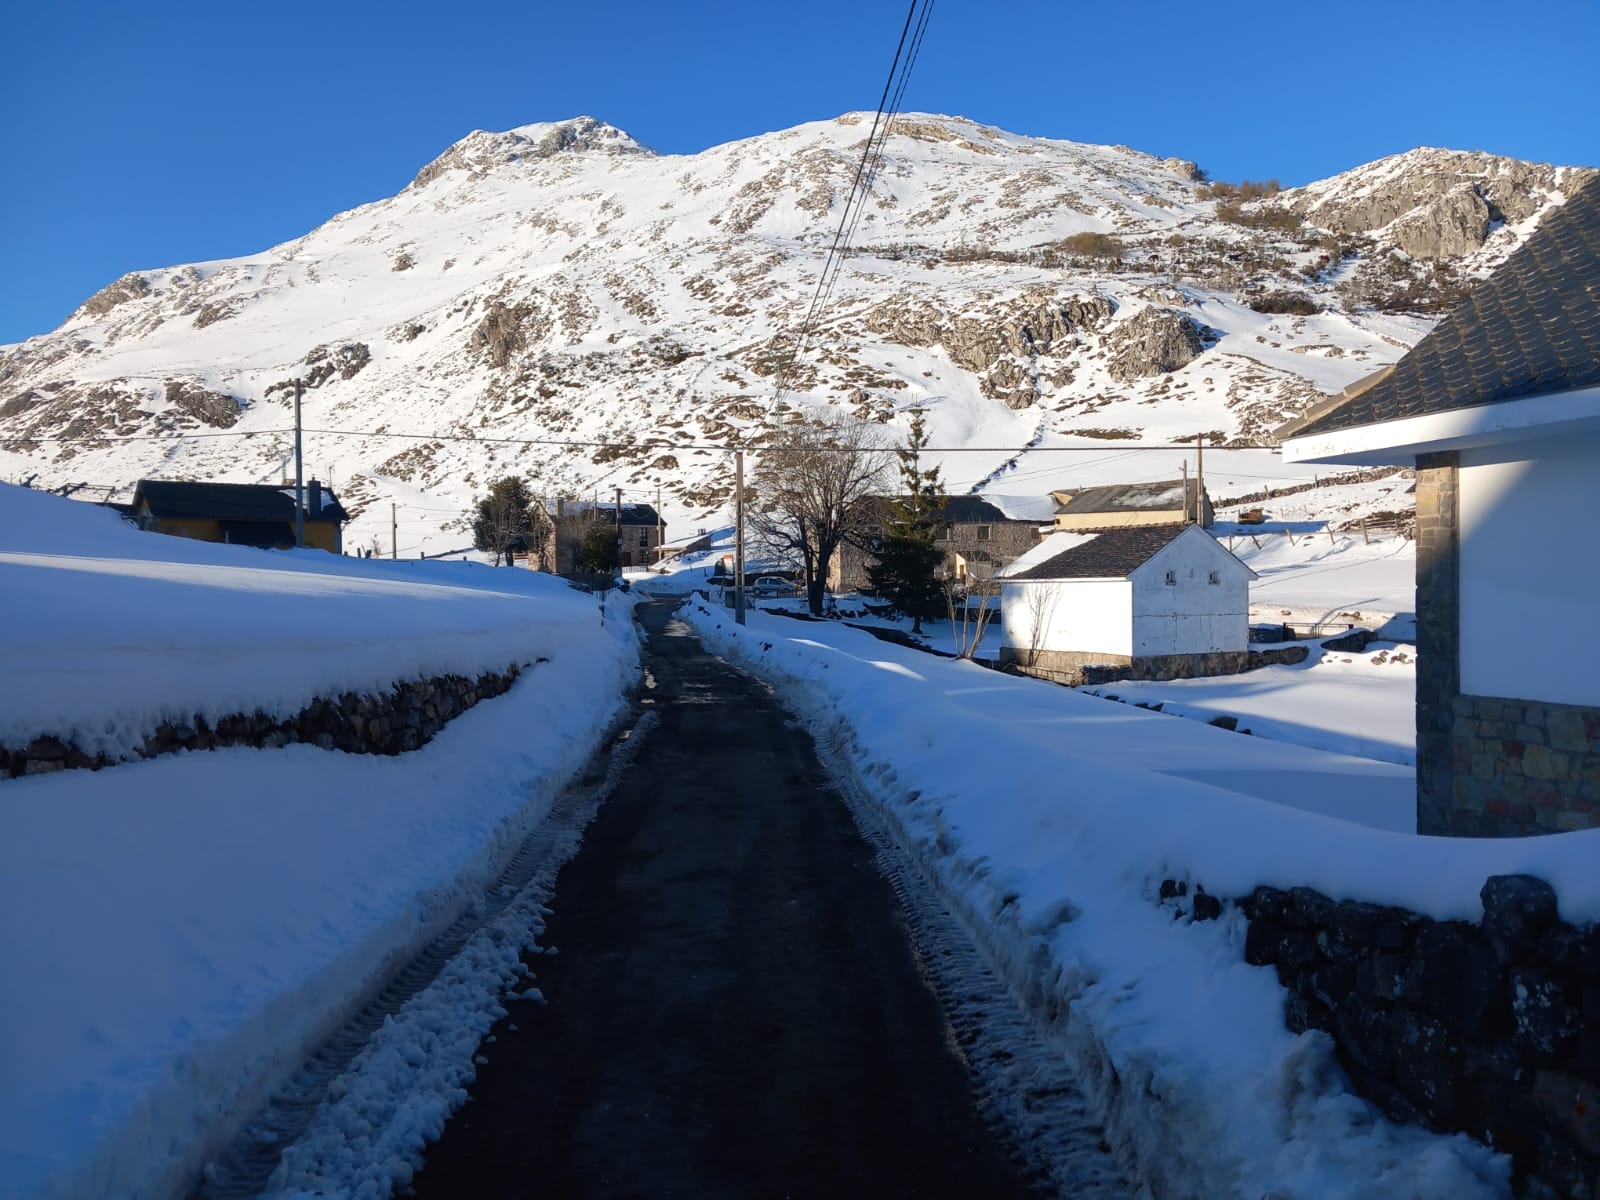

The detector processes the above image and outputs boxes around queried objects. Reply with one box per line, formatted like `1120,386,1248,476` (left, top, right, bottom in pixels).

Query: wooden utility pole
614,486,623,579
390,503,397,559
293,378,304,549
656,484,663,568
1181,459,1190,524
1196,433,1205,527
734,448,747,625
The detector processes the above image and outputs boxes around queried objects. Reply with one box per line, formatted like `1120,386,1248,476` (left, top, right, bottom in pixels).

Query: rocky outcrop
1,663,527,778
1283,150,1597,260
163,379,241,428
1104,307,1206,382
471,300,542,369
78,272,151,318
864,291,1114,408
1238,875,1600,1198
410,117,654,189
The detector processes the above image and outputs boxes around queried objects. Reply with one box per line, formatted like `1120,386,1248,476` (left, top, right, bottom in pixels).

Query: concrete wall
1128,530,1250,657
1000,578,1133,659
1459,434,1600,708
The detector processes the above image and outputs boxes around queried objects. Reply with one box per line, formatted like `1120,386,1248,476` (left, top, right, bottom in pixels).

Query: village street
407,599,1038,1199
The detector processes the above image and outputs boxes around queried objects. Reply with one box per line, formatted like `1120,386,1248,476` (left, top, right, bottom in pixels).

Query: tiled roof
1003,524,1188,580
558,502,661,525
1282,174,1600,440
134,480,347,523
1055,478,1203,516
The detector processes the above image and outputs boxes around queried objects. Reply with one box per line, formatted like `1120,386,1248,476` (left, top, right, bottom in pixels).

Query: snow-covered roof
977,493,1059,523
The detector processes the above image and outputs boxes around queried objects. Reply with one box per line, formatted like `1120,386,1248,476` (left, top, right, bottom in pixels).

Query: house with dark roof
996,524,1255,685
827,494,1048,594
549,500,665,571
1277,173,1600,838
130,479,347,553
1050,478,1214,532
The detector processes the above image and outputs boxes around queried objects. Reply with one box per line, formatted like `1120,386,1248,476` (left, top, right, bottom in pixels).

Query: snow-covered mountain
0,114,1590,554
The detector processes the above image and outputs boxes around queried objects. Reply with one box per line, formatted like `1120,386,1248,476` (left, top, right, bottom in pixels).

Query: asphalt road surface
409,598,1029,1199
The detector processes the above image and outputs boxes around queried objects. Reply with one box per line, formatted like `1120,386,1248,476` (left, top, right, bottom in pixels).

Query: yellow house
1050,478,1213,532
131,479,346,552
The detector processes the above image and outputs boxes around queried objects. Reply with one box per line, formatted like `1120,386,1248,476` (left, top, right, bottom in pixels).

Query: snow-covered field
0,487,640,1200
1083,639,1417,766
678,600,1600,1198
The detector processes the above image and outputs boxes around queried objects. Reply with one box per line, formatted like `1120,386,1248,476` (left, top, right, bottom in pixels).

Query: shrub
1060,231,1125,259
1247,290,1320,316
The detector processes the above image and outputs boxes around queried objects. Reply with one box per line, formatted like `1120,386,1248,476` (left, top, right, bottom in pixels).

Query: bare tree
1019,581,1061,670
946,575,1001,660
749,411,892,616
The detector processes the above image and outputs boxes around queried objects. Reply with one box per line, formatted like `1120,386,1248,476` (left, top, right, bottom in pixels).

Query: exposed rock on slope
0,115,1586,545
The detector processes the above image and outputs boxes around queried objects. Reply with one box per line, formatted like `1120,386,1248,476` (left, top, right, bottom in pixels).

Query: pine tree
865,410,947,633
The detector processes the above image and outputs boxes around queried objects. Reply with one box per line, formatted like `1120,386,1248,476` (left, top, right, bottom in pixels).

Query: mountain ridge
1,113,1590,552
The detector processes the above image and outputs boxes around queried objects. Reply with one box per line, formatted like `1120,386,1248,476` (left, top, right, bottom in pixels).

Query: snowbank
0,486,641,1200
0,482,622,756
682,605,1600,1197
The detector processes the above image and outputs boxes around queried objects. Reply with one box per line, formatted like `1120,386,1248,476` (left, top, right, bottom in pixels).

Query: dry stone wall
1235,874,1600,1199
1,663,529,779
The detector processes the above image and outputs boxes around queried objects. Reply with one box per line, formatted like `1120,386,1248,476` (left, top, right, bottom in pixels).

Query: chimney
557,496,566,518
308,479,322,516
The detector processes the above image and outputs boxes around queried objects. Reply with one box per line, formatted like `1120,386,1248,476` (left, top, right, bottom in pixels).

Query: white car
750,576,791,598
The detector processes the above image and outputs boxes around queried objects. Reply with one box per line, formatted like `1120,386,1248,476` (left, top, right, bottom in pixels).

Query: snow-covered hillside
1,114,1591,555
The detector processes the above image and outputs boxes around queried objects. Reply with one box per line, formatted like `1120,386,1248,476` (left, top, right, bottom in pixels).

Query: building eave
1280,383,1600,465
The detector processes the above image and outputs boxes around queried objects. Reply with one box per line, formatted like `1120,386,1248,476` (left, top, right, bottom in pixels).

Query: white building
997,523,1255,685
1277,172,1600,837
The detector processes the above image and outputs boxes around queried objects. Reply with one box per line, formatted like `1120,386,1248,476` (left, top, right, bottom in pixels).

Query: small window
638,531,649,547
975,525,992,542
1165,570,1177,586
1208,570,1221,585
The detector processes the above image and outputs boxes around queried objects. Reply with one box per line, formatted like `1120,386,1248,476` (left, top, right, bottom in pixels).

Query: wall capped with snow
1239,873,1600,1199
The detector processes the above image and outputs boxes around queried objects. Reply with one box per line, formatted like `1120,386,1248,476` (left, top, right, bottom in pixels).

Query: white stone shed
997,523,1256,684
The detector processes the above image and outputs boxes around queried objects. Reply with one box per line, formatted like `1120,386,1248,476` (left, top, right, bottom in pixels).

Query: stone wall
1236,875,1599,1198
1002,646,1302,687
1,663,528,779
1415,453,1461,835
1450,693,1600,835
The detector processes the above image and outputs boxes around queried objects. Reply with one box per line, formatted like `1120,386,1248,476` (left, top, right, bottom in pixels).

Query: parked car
750,576,791,598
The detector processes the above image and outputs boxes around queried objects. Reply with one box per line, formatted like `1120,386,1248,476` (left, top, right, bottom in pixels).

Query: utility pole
656,484,663,569
1181,459,1190,525
293,378,304,549
390,503,397,559
734,448,746,625
1196,433,1206,528
614,486,623,580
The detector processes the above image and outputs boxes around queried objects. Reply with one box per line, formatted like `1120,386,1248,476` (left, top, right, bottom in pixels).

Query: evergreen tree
865,410,947,633
472,476,546,566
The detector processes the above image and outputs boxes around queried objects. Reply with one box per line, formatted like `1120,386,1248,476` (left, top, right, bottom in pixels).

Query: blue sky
3,0,1596,344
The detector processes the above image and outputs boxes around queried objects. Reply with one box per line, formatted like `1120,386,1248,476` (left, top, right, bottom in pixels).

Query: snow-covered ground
679,601,1600,1198
0,486,640,1200
1083,640,1417,766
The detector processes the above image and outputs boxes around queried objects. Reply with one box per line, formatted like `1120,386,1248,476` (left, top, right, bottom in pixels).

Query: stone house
1277,173,1600,837
548,500,665,571
1050,478,1214,532
828,495,1046,594
996,524,1255,685
130,479,346,553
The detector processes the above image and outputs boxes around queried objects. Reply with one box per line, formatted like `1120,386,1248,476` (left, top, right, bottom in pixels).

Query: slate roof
134,480,348,523
863,495,1027,524
1003,525,1188,580
1281,174,1600,441
1054,478,1203,516
558,502,662,526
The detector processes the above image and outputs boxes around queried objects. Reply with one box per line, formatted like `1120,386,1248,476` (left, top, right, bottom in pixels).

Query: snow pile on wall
0,485,640,1200
683,605,1600,1197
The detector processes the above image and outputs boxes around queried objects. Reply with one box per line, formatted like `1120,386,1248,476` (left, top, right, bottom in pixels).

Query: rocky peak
1280,148,1596,260
409,117,653,189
